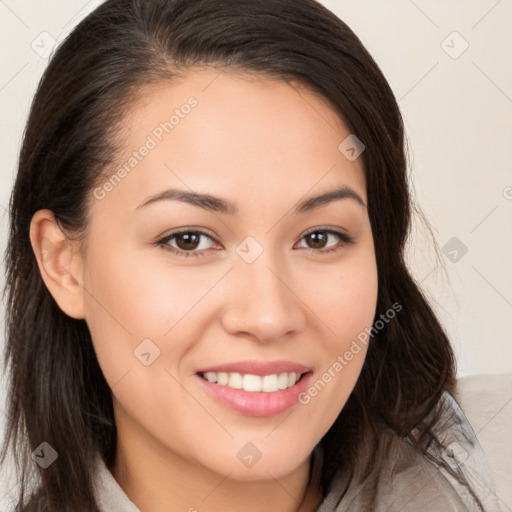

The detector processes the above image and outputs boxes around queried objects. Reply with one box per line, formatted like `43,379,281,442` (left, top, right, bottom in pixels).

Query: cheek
313,251,379,348
82,238,239,395
297,251,378,426
83,238,210,333
81,243,192,385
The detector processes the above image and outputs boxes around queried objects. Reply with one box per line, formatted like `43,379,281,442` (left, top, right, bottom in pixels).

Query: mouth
197,370,308,393
194,361,313,417
196,370,313,417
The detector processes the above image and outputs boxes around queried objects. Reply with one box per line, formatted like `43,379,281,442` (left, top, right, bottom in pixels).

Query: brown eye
305,231,329,249
296,229,355,254
174,232,202,251
157,230,217,258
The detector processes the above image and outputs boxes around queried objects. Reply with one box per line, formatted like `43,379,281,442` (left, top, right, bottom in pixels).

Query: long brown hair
2,0,459,510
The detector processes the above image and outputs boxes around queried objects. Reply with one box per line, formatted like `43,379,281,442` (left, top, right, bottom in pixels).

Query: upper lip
196,360,312,376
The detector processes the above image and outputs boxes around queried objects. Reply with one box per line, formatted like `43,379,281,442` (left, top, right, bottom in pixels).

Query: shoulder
318,392,501,512
322,430,471,511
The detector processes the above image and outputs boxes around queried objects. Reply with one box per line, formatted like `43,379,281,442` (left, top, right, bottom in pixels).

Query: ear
29,209,86,319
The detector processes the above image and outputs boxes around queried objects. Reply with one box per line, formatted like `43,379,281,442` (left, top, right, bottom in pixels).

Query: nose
220,250,307,343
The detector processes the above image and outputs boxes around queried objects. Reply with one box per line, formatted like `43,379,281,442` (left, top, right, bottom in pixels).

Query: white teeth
243,374,262,392
217,372,229,386
278,372,289,389
204,372,217,383
200,371,302,392
262,374,278,392
228,372,243,389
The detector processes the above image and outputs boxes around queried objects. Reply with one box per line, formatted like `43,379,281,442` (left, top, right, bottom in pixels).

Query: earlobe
29,209,86,320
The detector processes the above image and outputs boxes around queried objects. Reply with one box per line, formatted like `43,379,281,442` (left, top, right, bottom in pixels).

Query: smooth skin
30,68,378,512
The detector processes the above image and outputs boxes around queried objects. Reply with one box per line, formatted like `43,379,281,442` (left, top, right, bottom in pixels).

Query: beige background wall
1,0,511,506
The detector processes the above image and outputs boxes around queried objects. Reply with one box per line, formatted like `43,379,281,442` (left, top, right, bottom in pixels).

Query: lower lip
196,372,313,417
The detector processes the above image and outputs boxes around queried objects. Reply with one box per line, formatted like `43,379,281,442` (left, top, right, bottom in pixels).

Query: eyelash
156,228,356,258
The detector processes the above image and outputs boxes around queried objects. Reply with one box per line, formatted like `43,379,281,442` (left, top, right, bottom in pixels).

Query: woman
0,0,500,510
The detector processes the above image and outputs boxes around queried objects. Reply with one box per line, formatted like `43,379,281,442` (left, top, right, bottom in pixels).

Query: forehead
93,67,367,215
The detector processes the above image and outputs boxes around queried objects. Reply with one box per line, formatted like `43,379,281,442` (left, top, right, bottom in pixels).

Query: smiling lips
195,360,313,416
196,360,311,391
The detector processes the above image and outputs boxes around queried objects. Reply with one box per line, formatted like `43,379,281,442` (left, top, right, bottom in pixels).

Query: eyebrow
135,185,366,215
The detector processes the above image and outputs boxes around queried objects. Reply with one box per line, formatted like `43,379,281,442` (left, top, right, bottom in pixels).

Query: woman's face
80,68,378,480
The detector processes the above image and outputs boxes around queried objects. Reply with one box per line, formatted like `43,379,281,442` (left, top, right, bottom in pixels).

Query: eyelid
294,227,356,252
301,225,350,238
156,229,220,256
156,226,356,258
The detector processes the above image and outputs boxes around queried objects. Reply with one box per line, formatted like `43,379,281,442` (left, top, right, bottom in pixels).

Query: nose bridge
221,241,305,341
